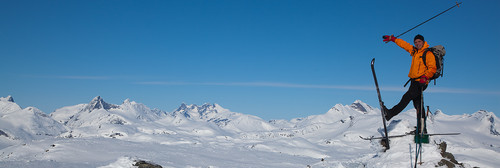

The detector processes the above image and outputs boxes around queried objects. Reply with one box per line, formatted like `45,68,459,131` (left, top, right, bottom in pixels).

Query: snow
0,98,67,141
1,95,499,168
97,156,136,168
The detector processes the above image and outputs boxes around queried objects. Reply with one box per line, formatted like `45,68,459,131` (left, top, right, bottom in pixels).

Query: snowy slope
430,110,500,167
1,95,499,168
0,96,67,142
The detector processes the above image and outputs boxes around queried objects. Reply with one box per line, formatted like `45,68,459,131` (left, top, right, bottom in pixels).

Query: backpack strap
420,48,439,85
412,47,418,56
421,48,430,67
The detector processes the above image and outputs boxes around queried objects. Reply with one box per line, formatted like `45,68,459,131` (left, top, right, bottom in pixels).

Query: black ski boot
382,104,394,121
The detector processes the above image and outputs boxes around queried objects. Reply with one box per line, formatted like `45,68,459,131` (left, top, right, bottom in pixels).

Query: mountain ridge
3,95,499,138
1,95,499,168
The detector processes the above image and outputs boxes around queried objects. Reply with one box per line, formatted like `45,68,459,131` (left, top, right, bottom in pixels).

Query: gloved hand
419,75,429,84
383,35,396,42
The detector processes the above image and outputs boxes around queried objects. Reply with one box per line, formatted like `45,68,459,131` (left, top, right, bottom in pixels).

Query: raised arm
383,35,414,54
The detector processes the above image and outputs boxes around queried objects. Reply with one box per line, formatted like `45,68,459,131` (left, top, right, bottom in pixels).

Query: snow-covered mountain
51,96,165,127
50,96,166,138
169,103,276,132
0,96,66,142
1,95,499,168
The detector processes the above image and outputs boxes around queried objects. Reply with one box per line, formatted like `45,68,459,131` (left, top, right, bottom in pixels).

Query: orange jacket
394,38,437,83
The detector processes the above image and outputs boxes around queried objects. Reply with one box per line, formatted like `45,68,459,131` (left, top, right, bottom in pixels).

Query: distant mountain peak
7,95,14,102
173,103,227,120
0,95,15,102
176,103,189,111
350,100,372,113
84,96,119,111
470,110,497,120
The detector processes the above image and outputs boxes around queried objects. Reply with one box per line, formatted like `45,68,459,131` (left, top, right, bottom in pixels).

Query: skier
382,34,437,134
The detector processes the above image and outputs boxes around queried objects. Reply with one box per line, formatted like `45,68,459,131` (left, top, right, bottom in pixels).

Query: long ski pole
414,86,425,167
371,58,390,150
394,2,462,38
415,143,422,168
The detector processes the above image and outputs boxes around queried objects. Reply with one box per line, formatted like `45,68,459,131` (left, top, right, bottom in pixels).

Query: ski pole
385,2,462,40
426,106,430,117
420,87,425,166
414,86,426,168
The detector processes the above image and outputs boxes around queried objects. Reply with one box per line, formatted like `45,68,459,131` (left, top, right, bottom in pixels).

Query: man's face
414,39,424,50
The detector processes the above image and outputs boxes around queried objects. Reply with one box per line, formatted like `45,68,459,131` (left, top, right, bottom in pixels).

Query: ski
360,132,460,141
360,134,408,140
371,58,390,149
423,133,461,136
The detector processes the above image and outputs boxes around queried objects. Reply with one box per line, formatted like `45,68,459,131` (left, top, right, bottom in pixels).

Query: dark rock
437,142,465,168
134,160,162,168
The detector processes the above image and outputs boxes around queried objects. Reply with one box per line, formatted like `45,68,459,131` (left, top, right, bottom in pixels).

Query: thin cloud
136,81,500,95
22,75,112,80
55,76,111,80
427,87,500,95
137,81,390,91
207,82,376,91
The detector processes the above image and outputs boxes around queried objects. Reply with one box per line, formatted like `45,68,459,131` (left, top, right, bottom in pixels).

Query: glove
419,75,429,84
383,35,396,42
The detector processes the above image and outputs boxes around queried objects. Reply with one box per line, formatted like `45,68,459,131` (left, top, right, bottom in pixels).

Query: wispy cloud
136,81,500,95
54,76,111,80
137,81,393,91
427,87,500,95
24,75,114,80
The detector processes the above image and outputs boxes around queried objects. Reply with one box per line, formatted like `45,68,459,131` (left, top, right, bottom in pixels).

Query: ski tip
371,58,375,64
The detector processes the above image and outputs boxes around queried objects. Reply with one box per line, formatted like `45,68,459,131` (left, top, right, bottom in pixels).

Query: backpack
422,45,445,83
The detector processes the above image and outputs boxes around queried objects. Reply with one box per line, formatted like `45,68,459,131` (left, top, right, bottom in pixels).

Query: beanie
414,34,425,42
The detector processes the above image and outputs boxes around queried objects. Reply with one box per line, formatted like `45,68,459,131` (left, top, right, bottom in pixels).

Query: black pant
388,80,428,131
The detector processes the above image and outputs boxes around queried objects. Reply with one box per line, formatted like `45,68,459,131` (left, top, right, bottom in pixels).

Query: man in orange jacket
382,34,437,134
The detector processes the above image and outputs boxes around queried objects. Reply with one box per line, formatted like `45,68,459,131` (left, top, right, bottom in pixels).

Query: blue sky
1,0,499,120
